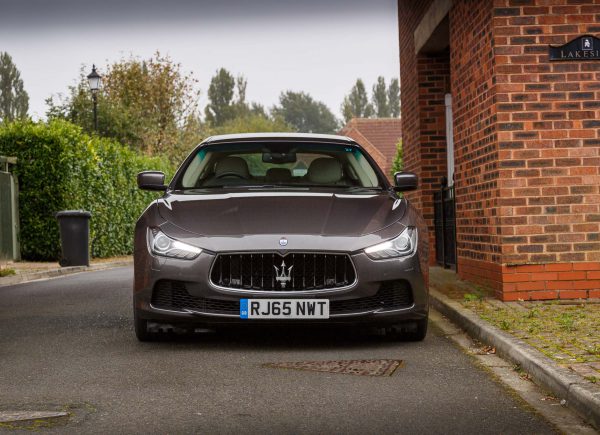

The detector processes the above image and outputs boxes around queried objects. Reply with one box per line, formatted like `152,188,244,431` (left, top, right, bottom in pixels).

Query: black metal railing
434,179,457,270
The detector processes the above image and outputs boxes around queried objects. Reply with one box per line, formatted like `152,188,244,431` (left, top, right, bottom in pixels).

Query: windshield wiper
224,184,343,189
269,184,352,188
179,185,384,191
177,186,225,191
180,185,298,190
342,186,384,192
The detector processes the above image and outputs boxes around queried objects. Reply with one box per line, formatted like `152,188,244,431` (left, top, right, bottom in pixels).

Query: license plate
240,299,330,319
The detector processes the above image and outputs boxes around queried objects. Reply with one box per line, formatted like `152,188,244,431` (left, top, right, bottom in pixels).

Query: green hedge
0,120,174,260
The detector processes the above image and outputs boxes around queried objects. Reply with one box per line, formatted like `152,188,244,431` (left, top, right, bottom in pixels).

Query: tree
341,77,401,122
341,79,373,123
203,68,254,127
372,76,390,118
272,91,338,134
46,52,200,159
211,113,293,136
249,102,267,118
391,139,403,176
0,52,29,122
204,68,236,126
46,78,138,146
388,78,400,118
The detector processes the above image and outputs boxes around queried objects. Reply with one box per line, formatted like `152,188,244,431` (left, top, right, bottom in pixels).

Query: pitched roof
340,118,402,178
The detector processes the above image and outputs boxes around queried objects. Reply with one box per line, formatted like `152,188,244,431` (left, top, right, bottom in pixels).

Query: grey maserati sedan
133,133,429,341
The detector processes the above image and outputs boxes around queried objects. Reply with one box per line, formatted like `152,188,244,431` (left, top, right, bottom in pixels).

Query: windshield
177,142,384,190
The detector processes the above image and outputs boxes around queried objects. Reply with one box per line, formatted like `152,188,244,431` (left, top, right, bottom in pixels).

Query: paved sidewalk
1,255,131,274
431,267,600,381
0,256,132,287
430,266,600,429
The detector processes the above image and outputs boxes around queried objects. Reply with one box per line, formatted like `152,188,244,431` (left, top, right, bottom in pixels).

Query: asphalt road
0,267,557,434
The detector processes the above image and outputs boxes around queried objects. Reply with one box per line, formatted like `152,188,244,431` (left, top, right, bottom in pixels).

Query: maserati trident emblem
279,237,288,247
274,261,293,288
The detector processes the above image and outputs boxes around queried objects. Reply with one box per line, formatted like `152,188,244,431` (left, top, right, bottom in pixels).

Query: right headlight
364,227,417,260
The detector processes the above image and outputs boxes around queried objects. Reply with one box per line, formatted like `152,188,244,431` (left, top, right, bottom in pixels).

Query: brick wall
417,52,451,264
502,263,600,300
398,0,450,265
450,0,501,291
492,0,600,300
399,0,600,300
398,0,434,215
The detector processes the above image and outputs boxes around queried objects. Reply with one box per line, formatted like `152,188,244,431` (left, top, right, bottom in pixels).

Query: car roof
201,132,355,144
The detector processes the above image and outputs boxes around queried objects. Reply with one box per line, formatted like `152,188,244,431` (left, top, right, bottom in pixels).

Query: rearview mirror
262,151,296,164
393,172,418,192
137,171,167,191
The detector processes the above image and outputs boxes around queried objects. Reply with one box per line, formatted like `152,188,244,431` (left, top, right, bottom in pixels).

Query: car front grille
151,279,413,315
210,253,356,291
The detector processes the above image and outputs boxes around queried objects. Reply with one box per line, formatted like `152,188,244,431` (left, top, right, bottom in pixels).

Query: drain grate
263,359,403,377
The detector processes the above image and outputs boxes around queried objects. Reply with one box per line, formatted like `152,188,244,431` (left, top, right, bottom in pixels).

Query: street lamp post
86,65,101,132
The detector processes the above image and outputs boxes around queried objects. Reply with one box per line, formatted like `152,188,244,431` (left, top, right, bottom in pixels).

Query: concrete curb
430,288,600,430
0,260,132,288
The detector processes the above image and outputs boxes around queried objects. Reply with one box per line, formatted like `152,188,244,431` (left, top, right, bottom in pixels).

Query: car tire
387,317,428,341
134,308,158,342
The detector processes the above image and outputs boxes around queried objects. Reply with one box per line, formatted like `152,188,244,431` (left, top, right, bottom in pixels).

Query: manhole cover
263,359,403,376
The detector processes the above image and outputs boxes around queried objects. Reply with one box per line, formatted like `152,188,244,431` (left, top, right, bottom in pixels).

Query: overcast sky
0,0,400,120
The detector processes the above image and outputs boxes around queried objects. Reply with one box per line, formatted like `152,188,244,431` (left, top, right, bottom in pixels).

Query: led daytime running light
364,227,417,260
150,229,202,260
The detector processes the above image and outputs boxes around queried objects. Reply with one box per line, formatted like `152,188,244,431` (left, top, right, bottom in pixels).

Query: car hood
156,191,407,238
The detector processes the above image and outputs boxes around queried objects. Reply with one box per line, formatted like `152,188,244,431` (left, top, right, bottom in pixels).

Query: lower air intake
151,280,413,315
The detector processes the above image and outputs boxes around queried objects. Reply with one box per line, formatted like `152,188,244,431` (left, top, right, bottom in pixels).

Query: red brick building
340,118,402,179
398,0,600,300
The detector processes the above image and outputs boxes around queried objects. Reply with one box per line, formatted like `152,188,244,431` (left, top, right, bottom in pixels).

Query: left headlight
364,227,417,260
149,229,202,260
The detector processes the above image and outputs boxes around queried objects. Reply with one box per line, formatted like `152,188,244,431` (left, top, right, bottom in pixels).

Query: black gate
434,180,456,270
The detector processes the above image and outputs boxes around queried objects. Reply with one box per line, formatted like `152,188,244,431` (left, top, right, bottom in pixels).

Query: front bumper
133,248,428,327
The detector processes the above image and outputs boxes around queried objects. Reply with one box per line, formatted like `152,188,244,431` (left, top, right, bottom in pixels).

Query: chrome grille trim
209,252,358,293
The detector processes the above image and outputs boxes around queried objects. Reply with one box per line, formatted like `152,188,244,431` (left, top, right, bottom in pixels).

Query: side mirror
393,171,418,192
137,171,167,191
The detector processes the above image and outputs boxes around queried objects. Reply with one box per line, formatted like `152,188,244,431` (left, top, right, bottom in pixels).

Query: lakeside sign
549,35,600,61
